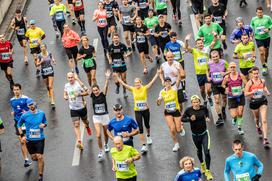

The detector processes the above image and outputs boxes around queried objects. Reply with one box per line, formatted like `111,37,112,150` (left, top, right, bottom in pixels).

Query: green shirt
250,15,272,40
234,41,255,69
155,0,167,10
197,23,223,49
111,145,139,179
144,16,159,29
49,4,66,16
192,47,210,75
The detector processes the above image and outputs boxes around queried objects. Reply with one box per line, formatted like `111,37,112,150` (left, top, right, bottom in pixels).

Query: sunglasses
114,109,122,111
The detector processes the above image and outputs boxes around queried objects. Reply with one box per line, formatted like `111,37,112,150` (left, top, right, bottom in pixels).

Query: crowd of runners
0,0,271,180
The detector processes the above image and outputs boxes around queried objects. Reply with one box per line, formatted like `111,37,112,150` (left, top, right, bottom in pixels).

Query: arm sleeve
229,30,237,42
253,155,264,175
233,44,239,54
224,159,231,181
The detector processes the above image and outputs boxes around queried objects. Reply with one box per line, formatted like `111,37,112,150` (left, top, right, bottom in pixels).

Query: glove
252,174,261,181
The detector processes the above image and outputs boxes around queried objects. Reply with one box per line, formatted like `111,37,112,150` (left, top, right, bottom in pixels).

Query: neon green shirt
49,4,66,18
192,47,210,75
197,23,223,49
234,41,255,69
250,15,272,40
144,16,159,29
111,145,139,179
155,0,167,10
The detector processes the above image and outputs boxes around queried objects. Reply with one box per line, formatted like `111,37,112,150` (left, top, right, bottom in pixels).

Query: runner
107,34,129,97
49,0,66,36
151,0,168,21
157,73,186,152
17,98,48,181
244,67,270,147
118,0,137,53
0,34,15,90
0,116,4,153
239,0,247,8
93,2,109,53
111,136,141,181
224,139,263,181
37,44,56,108
208,0,228,49
207,49,228,126
250,6,272,76
182,95,213,180
191,0,204,28
136,0,149,20
73,0,86,34
64,72,92,150
107,104,139,147
103,0,119,38
116,69,160,153
230,17,253,45
170,0,182,26
90,70,111,159
66,0,76,25
154,14,172,61
77,36,97,86
143,9,160,63
10,9,29,64
233,33,256,80
10,83,31,167
185,34,216,106
25,20,46,77
174,156,202,181
62,24,80,74
134,16,152,74
222,62,247,135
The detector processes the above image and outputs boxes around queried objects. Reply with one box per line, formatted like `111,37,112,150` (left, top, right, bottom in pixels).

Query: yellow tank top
132,86,148,111
160,87,180,112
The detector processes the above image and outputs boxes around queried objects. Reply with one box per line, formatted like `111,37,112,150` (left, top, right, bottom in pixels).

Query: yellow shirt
192,47,210,75
25,27,45,48
131,86,148,111
159,86,180,112
49,4,66,21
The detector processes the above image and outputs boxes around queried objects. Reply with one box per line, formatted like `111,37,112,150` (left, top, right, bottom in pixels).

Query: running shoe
36,69,40,78
98,151,103,159
115,86,120,94
123,91,128,98
104,144,110,153
262,67,268,76
172,143,180,152
178,20,182,27
141,145,148,153
55,31,60,38
263,139,270,146
204,101,208,107
238,129,244,135
208,97,213,106
256,127,262,136
232,118,236,125
86,127,92,136
75,66,79,75
24,160,32,167
179,129,186,136
72,19,76,25
38,178,43,181
215,118,224,127
172,14,177,21
200,162,206,173
205,170,214,180
146,136,152,145
77,140,84,150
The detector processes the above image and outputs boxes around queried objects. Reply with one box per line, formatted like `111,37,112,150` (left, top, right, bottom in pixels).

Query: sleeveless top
228,73,243,97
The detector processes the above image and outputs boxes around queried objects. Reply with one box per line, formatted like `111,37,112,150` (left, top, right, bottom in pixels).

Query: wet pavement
0,0,272,180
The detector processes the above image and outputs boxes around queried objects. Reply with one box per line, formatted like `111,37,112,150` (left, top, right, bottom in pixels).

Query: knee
37,154,43,161
260,50,265,56
262,119,267,125
204,149,210,156
96,133,101,140
31,155,38,161
74,122,80,128
215,98,220,105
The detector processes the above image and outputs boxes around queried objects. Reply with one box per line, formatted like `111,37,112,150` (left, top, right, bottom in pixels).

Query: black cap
113,104,123,111
170,32,177,38
164,77,172,82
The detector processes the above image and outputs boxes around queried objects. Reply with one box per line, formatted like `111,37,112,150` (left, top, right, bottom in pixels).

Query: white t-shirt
64,81,85,110
161,61,183,89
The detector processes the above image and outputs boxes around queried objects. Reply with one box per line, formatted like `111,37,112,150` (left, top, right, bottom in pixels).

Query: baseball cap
164,77,172,82
190,95,201,102
29,19,36,25
113,104,123,111
158,14,164,19
27,98,35,106
235,17,243,23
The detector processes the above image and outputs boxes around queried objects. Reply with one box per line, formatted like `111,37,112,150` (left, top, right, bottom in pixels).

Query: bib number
253,89,264,99
17,28,25,36
106,11,113,18
68,91,77,102
55,11,65,21
139,2,147,9
42,66,54,75
235,173,250,181
94,103,106,114
29,129,41,139
1,53,10,60
256,26,265,35
112,58,123,67
32,39,39,46
212,72,223,82
173,51,181,60
149,29,154,35
98,18,107,25
116,161,129,171
197,57,207,66
75,0,82,7
83,58,94,68
231,86,242,96
243,52,253,61
213,16,222,24
136,100,147,110
165,102,176,112
123,16,131,24
137,35,145,43
161,31,168,38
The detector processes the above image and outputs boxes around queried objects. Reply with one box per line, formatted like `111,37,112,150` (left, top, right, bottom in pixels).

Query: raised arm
103,70,111,95
115,74,133,91
146,69,160,89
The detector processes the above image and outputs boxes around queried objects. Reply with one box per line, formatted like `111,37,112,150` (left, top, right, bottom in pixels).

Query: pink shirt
93,9,108,28
62,30,80,48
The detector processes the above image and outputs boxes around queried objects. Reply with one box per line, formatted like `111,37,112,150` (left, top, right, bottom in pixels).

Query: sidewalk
0,0,28,40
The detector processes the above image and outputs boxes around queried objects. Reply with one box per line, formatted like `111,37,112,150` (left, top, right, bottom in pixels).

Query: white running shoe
104,144,110,153
146,136,153,145
98,151,103,159
172,143,180,152
180,129,186,137
141,145,148,153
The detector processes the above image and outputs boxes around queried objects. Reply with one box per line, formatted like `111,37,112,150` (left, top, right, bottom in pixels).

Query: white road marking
190,14,219,124
93,38,98,51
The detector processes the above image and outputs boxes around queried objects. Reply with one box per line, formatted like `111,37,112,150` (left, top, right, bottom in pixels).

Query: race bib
112,58,123,67
75,0,82,7
106,11,113,18
29,129,41,139
123,16,131,24
165,101,176,112
149,28,154,35
173,51,181,60
117,132,129,141
161,31,168,38
137,35,145,43
55,11,65,21
98,18,107,25
139,2,147,9
68,90,77,102
94,103,106,114
235,173,250,181
31,38,39,46
197,57,207,66
253,89,264,99
17,28,25,36
42,66,54,75
256,26,265,35
243,52,253,61
212,72,223,82
83,58,94,68
136,100,147,110
1,53,10,60
116,161,129,171
231,86,242,96
213,16,222,24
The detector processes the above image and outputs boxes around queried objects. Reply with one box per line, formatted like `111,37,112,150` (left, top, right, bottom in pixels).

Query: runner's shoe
216,118,224,127
123,90,128,98
115,86,120,94
179,129,186,136
98,151,103,159
56,31,60,38
172,14,177,21
178,20,182,27
238,128,244,135
263,138,270,147
232,118,237,125
86,127,92,136
77,140,84,150
141,145,148,153
24,160,32,167
172,143,180,152
72,19,76,25
146,136,152,145
200,162,206,173
256,127,262,136
205,170,213,180
104,144,110,153
208,97,213,106
262,67,268,76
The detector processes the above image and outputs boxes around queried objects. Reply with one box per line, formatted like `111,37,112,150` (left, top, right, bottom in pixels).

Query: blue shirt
174,168,202,181
108,115,138,143
229,25,253,43
10,95,29,122
17,109,48,141
164,40,184,62
224,151,263,181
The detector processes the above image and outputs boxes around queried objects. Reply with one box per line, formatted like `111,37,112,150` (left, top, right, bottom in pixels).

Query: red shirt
73,0,84,11
0,41,13,63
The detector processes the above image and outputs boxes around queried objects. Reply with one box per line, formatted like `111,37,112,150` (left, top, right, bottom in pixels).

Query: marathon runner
103,0,119,38
224,139,263,181
116,69,160,153
230,17,253,45
25,20,46,77
10,9,29,64
111,136,141,181
151,0,168,21
66,0,77,25
37,44,56,108
170,0,182,26
17,98,48,181
222,62,247,135
48,0,60,38
90,70,111,159
64,72,92,150
182,95,214,180
135,0,149,21
250,6,272,76
49,0,66,36
244,67,270,147
233,33,256,80
73,0,86,34
0,34,15,90
107,104,139,147
10,83,31,167
207,49,228,126
77,36,97,86
191,0,204,28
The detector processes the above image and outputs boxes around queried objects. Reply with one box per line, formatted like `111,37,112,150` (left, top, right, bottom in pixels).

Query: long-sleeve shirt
62,30,80,48
229,25,253,43
224,151,263,181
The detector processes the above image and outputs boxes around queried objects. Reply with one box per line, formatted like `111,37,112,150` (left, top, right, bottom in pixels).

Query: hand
112,166,117,172
233,39,241,45
207,77,211,82
185,34,192,41
64,95,68,100
206,117,210,122
252,174,261,181
81,54,87,58
157,68,162,75
122,132,129,138
264,28,270,33
105,69,111,79
211,31,217,37
124,158,133,164
20,136,27,143
0,128,4,135
39,123,46,129
190,115,196,121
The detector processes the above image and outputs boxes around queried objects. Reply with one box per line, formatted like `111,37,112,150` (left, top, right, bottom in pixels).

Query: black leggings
135,109,150,134
192,132,211,170
170,0,181,20
97,26,109,50
56,20,65,35
117,176,137,181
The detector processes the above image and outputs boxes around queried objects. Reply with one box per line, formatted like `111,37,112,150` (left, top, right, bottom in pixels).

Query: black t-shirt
155,23,171,42
208,4,226,24
108,43,127,66
79,45,95,59
182,105,209,135
134,24,148,44
91,92,108,115
104,1,119,18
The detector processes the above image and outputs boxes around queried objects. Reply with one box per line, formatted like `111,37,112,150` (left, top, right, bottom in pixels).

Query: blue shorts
197,74,208,87
148,35,157,46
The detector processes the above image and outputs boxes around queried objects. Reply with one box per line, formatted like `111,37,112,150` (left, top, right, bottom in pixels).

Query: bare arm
107,129,114,141
146,70,160,89
116,75,133,91
103,70,111,95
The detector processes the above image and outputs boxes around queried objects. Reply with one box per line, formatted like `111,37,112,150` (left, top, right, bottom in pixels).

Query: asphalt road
0,0,272,181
